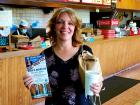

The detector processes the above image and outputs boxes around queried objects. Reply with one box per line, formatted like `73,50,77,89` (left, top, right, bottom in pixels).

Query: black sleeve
45,97,54,105
82,44,93,54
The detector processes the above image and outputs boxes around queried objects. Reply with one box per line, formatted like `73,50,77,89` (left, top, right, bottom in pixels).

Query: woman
23,7,103,105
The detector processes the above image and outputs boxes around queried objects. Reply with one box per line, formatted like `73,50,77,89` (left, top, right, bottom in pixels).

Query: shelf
39,2,111,10
0,0,111,11
0,26,5,29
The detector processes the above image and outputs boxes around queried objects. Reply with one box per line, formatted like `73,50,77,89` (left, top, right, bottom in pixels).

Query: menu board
67,0,80,2
82,0,111,5
92,0,102,4
47,0,67,2
112,0,117,3
102,0,111,5
82,0,102,4
47,0,80,2
49,0,111,5
82,0,93,3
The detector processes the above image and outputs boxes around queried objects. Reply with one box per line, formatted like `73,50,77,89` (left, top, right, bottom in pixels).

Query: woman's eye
56,20,64,24
68,22,74,25
56,20,74,26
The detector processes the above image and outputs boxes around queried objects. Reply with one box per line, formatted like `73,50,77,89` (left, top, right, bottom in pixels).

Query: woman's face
55,12,75,42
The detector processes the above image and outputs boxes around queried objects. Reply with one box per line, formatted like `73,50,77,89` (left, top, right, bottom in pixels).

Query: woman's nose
63,22,68,28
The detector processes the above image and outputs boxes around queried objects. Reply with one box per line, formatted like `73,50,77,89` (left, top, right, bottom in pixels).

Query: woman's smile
55,12,75,41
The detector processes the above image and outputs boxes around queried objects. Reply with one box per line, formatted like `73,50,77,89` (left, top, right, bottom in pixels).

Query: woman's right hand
23,74,34,89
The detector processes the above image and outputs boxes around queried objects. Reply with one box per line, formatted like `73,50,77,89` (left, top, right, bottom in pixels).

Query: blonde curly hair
47,7,82,47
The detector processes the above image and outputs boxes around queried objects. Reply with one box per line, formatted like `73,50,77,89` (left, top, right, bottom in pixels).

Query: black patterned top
42,45,93,105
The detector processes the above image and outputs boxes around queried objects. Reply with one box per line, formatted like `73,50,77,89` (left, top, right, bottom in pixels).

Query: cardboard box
29,36,41,48
11,35,29,43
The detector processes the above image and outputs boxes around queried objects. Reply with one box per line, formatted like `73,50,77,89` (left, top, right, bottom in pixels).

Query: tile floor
103,63,140,105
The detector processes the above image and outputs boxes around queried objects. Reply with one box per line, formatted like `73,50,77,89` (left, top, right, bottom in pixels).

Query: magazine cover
25,54,52,99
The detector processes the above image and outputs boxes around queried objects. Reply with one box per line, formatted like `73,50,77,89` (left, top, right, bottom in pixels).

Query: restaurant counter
1,36,140,105
86,35,140,77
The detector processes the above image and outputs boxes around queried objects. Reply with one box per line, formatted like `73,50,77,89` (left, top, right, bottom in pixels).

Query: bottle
129,28,134,36
41,37,47,48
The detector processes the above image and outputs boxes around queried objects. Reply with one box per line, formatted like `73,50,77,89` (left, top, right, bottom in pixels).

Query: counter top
93,35,140,43
85,35,140,77
0,48,44,59
1,35,140,59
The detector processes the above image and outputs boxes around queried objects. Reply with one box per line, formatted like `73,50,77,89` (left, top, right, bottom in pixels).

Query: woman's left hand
90,81,103,96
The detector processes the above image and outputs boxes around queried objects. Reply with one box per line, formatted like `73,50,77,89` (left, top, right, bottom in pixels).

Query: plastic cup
85,71,100,96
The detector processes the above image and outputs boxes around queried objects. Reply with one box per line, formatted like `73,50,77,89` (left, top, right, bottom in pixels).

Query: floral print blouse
42,45,92,105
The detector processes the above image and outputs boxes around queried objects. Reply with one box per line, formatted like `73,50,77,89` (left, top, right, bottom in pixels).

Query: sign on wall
67,0,80,2
82,0,93,3
0,11,12,27
92,0,102,4
82,0,111,5
102,0,111,5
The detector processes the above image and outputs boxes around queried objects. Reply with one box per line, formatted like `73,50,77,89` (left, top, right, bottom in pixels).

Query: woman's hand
23,74,34,89
90,81,103,96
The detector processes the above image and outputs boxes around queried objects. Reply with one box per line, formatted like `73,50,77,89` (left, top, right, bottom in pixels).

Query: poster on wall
0,11,12,27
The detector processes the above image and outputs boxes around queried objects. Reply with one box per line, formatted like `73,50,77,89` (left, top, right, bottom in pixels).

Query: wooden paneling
1,36,140,105
87,36,140,77
135,0,140,10
0,49,44,105
116,0,140,10
0,57,31,105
